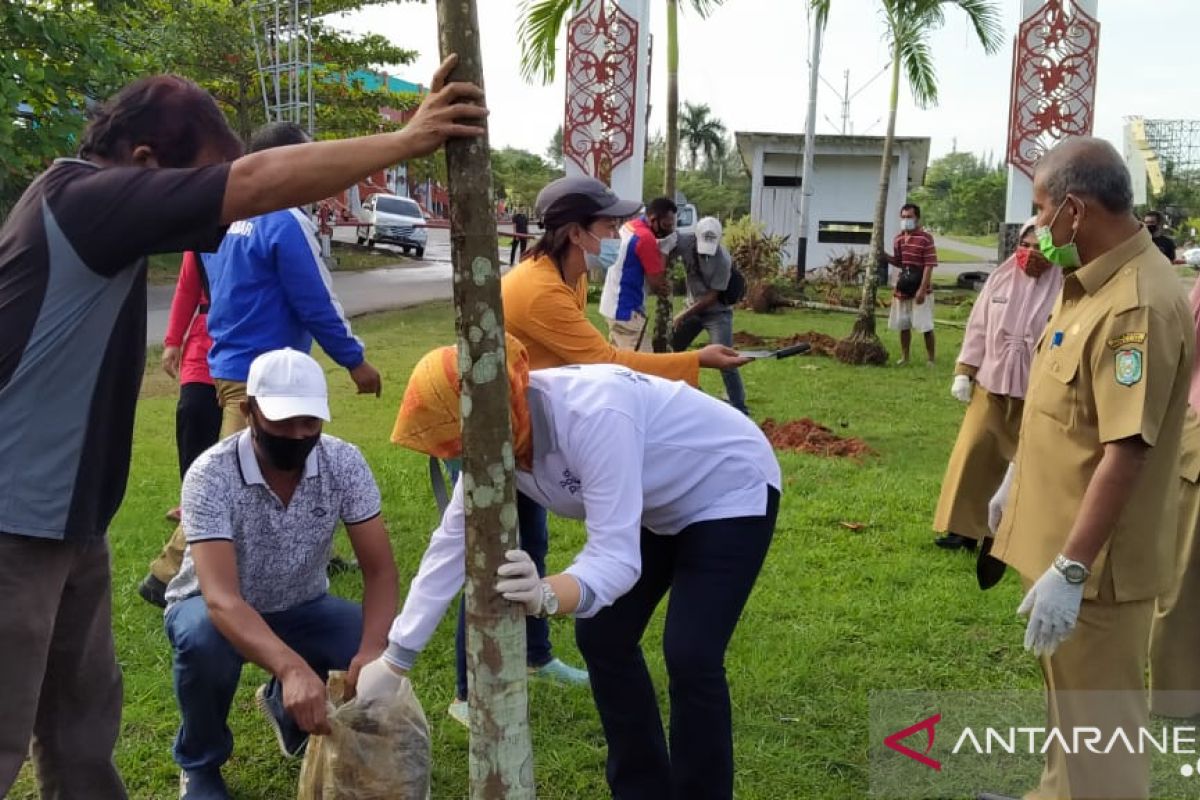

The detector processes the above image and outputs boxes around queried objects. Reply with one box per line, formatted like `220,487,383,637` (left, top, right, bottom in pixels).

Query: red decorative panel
563,0,639,184
1006,0,1100,179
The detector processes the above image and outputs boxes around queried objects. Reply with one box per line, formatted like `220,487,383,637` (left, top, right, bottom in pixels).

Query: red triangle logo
883,713,942,771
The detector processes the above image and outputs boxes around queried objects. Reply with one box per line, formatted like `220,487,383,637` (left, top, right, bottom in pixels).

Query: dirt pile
760,418,874,459
775,331,839,357
733,331,767,346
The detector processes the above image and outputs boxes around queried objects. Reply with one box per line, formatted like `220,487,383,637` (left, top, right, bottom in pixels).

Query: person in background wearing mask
669,217,749,415
982,137,1192,800
163,349,398,799
931,219,1062,552
599,196,678,351
139,121,386,607
1144,209,1177,262
429,176,748,727
886,203,938,365
360,335,779,800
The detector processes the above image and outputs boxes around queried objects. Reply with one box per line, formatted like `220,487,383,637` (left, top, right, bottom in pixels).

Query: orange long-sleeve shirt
501,255,700,385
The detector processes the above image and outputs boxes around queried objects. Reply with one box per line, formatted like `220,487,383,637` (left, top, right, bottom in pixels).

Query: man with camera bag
886,203,938,365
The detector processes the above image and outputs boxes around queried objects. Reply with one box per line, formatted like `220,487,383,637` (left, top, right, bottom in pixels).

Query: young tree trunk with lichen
435,2,536,797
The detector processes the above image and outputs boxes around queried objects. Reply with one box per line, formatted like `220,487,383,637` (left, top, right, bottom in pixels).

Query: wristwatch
1053,554,1090,585
536,581,560,619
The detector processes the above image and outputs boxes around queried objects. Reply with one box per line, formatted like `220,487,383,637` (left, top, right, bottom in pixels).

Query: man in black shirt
1145,210,1177,262
510,208,530,265
0,58,484,799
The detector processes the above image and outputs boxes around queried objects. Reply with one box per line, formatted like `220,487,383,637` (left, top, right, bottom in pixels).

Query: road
148,228,483,345
937,235,998,262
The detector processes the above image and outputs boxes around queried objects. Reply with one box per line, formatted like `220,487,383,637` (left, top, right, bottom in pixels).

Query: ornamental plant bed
760,417,874,459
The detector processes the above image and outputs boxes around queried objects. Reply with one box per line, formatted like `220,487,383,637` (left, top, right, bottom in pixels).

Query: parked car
358,193,427,258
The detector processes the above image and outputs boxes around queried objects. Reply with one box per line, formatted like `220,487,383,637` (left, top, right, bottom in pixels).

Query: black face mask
1146,224,1160,236
252,421,319,472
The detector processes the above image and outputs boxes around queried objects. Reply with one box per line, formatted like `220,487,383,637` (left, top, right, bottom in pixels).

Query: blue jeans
574,488,778,800
670,308,748,413
454,491,552,700
164,593,362,771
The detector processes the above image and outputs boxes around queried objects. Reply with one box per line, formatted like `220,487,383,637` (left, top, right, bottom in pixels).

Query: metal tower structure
249,0,314,134
1142,119,1200,186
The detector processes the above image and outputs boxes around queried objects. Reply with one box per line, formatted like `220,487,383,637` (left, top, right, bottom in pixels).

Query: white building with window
735,132,931,272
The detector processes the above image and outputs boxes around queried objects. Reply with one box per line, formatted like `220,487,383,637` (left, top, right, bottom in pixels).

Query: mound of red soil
760,418,874,459
775,331,838,357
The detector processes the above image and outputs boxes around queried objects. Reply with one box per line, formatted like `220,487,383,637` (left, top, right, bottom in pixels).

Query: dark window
818,221,873,245
376,196,422,218
763,175,802,187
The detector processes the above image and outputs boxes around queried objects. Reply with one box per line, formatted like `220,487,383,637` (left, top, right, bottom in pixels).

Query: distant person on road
599,196,678,352
139,120,387,608
510,208,530,266
1145,209,1177,262
931,218,1062,551
0,55,485,800
669,217,749,415
162,251,222,524
886,203,937,365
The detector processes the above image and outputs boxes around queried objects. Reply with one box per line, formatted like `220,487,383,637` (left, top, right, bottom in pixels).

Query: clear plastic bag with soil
297,671,432,800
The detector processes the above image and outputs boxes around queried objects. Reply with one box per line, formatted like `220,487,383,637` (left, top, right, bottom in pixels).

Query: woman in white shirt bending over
364,336,780,800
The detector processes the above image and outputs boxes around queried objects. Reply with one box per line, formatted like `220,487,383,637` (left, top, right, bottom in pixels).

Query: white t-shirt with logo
388,364,781,662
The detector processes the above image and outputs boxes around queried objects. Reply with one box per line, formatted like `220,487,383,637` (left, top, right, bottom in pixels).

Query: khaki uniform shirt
992,228,1193,602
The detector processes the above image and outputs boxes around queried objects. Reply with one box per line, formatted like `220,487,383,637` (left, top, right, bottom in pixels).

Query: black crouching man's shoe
138,574,168,608
934,532,978,551
255,679,309,758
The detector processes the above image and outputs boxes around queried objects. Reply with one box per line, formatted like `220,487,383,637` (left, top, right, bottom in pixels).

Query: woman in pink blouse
932,219,1062,550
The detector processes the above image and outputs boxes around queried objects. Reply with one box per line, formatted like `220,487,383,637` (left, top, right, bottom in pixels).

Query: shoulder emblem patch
1107,332,1147,349
1115,349,1143,387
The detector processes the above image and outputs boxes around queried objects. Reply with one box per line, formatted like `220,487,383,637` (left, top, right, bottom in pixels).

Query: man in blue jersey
599,197,677,352
140,122,381,605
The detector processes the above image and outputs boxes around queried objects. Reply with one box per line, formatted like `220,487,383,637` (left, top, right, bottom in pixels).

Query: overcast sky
335,0,1190,167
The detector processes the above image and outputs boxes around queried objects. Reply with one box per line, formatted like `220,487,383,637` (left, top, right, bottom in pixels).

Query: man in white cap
162,348,397,800
669,217,748,414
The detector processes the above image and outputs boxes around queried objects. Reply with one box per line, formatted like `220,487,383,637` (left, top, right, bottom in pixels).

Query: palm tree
680,101,727,172
832,0,1002,364
518,0,724,199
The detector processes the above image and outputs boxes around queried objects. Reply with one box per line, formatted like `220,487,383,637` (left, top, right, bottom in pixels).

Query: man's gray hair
1035,137,1133,214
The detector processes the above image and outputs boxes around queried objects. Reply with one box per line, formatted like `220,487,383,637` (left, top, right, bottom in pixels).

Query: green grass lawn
5,302,1097,798
936,247,985,264
947,233,999,249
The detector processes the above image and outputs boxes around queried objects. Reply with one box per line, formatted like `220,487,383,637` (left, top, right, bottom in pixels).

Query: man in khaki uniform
985,137,1193,800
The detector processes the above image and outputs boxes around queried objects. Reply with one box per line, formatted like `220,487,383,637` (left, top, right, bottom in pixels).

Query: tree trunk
435,2,536,797
797,9,823,281
834,39,899,366
655,0,681,353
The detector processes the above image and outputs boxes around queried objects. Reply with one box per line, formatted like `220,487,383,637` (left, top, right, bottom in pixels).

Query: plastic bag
297,671,431,800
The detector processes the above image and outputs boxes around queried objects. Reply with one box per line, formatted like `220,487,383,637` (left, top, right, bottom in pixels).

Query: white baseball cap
247,348,330,422
696,217,723,256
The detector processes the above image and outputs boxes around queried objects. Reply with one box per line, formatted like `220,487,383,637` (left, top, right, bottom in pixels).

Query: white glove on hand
987,463,1015,535
1017,566,1084,658
951,374,973,403
496,549,544,615
354,656,406,704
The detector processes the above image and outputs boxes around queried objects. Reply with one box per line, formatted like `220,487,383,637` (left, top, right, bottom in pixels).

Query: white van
358,193,428,258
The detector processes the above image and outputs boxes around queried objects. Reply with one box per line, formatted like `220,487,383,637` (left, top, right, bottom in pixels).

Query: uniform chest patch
1115,349,1143,387
1107,332,1147,349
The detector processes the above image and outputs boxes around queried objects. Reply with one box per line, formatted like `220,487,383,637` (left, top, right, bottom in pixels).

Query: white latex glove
1017,565,1084,657
951,374,973,404
987,463,1015,535
496,549,543,615
657,231,678,255
354,656,407,704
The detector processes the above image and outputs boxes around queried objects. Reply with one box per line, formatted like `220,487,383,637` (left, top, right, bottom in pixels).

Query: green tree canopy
909,151,1005,235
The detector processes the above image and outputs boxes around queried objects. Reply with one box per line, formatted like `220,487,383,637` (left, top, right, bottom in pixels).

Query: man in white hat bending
669,217,748,415
162,348,398,800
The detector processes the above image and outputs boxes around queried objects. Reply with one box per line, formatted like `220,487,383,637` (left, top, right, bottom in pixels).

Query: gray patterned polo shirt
165,430,381,613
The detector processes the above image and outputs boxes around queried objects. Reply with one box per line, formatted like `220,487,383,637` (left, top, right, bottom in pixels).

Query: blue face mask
584,232,621,271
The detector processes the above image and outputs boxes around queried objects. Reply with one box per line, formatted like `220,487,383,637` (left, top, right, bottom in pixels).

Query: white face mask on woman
583,231,621,271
